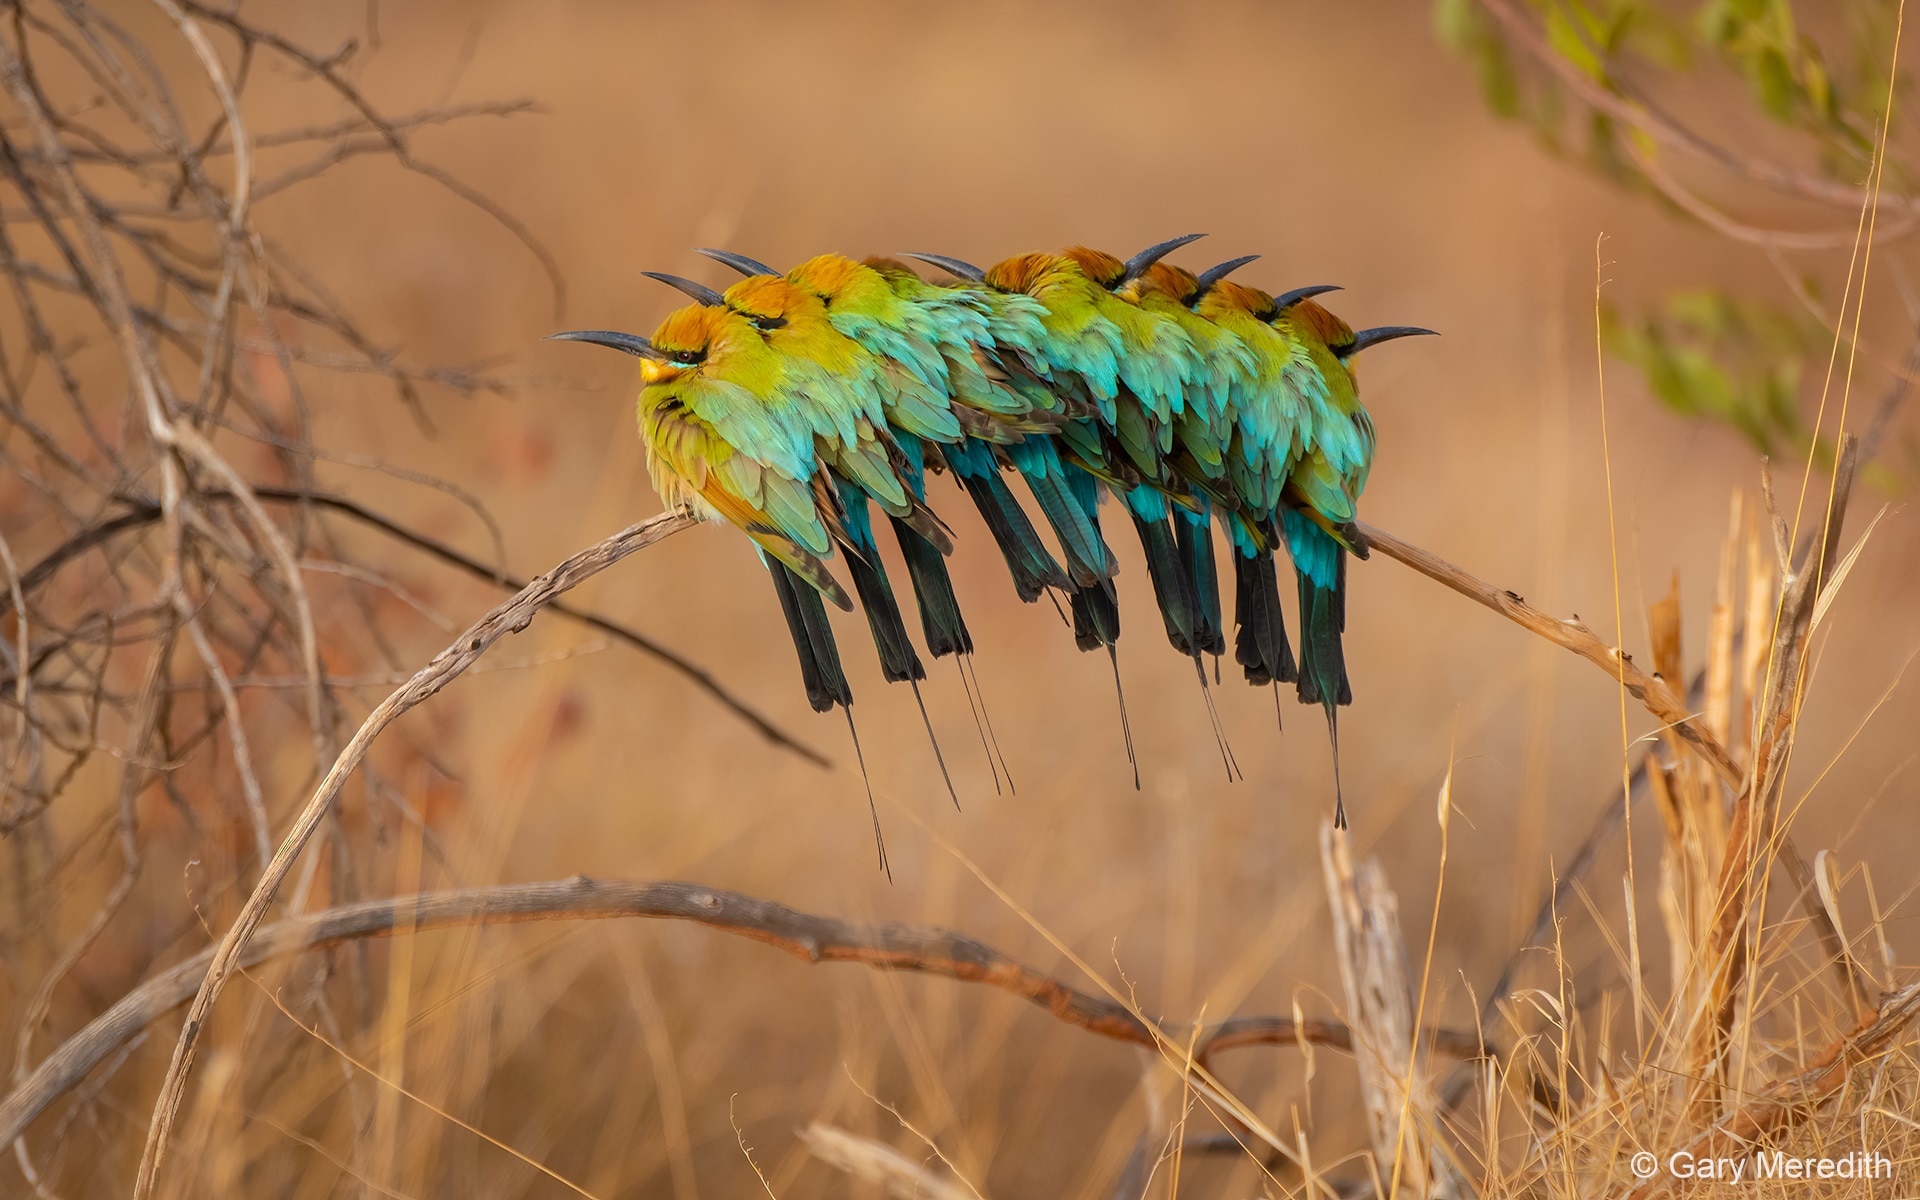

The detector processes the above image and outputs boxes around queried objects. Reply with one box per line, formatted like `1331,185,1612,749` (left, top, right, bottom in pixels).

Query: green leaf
1587,111,1633,182
1634,8,1690,66
1752,47,1800,120
1801,39,1834,119
1603,290,1822,456
1481,30,1523,117
1546,2,1607,80
1432,0,1478,50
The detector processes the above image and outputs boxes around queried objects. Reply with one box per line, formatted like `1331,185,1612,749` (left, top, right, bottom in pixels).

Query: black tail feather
1131,512,1201,656
1295,553,1351,708
844,543,926,684
769,562,852,713
1022,467,1115,587
1070,582,1121,651
1176,512,1226,658
1233,550,1296,688
1136,513,1238,781
968,655,1015,794
1297,553,1352,830
957,473,1068,602
890,515,972,658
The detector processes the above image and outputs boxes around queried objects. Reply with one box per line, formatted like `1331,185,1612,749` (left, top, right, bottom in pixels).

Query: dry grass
3,2,1918,1197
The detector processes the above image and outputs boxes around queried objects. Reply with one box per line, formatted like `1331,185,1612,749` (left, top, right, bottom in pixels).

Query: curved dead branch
2,875,1493,1149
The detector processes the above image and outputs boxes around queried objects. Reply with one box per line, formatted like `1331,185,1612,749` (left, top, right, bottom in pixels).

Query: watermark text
1630,1149,1894,1181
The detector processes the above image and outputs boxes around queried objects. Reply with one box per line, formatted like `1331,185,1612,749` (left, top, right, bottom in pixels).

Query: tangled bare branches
0,4,812,1192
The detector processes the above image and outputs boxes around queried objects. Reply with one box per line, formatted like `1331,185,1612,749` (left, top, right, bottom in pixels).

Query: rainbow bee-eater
639,268,979,810
808,248,1128,773
967,239,1215,674
866,256,1091,609
904,235,1213,783
905,237,1210,616
695,245,1103,792
1205,275,1433,827
1277,300,1435,740
1115,256,1268,663
1194,274,1344,696
551,289,942,869
691,248,1077,630
546,310,863,745
886,251,1125,607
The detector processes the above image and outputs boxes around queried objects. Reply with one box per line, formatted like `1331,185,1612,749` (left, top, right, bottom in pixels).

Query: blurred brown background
8,2,1918,1196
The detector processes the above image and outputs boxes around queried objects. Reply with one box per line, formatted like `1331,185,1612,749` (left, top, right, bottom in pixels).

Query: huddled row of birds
552,234,1433,871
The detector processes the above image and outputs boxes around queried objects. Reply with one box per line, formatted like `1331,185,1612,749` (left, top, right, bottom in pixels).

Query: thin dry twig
131,508,699,1196
1359,521,1738,780
1359,518,1856,991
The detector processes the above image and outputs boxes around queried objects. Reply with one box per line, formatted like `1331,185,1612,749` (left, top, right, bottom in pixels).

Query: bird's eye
668,349,705,365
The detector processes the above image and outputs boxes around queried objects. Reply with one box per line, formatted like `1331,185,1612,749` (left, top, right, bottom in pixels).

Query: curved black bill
1342,326,1439,356
899,252,987,283
1271,284,1343,312
641,271,728,307
1194,254,1260,294
545,329,665,360
695,247,780,277
1121,233,1206,281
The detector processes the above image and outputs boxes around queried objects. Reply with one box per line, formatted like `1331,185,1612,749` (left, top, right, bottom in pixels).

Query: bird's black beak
1271,284,1343,312
695,247,780,277
1193,254,1260,296
899,252,987,283
641,271,729,307
545,329,666,360
1120,233,1206,282
1342,326,1439,356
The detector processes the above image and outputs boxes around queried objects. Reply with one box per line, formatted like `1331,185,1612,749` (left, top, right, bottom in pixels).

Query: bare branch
1359,521,1739,780
2,875,1492,1149
1476,0,1917,219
